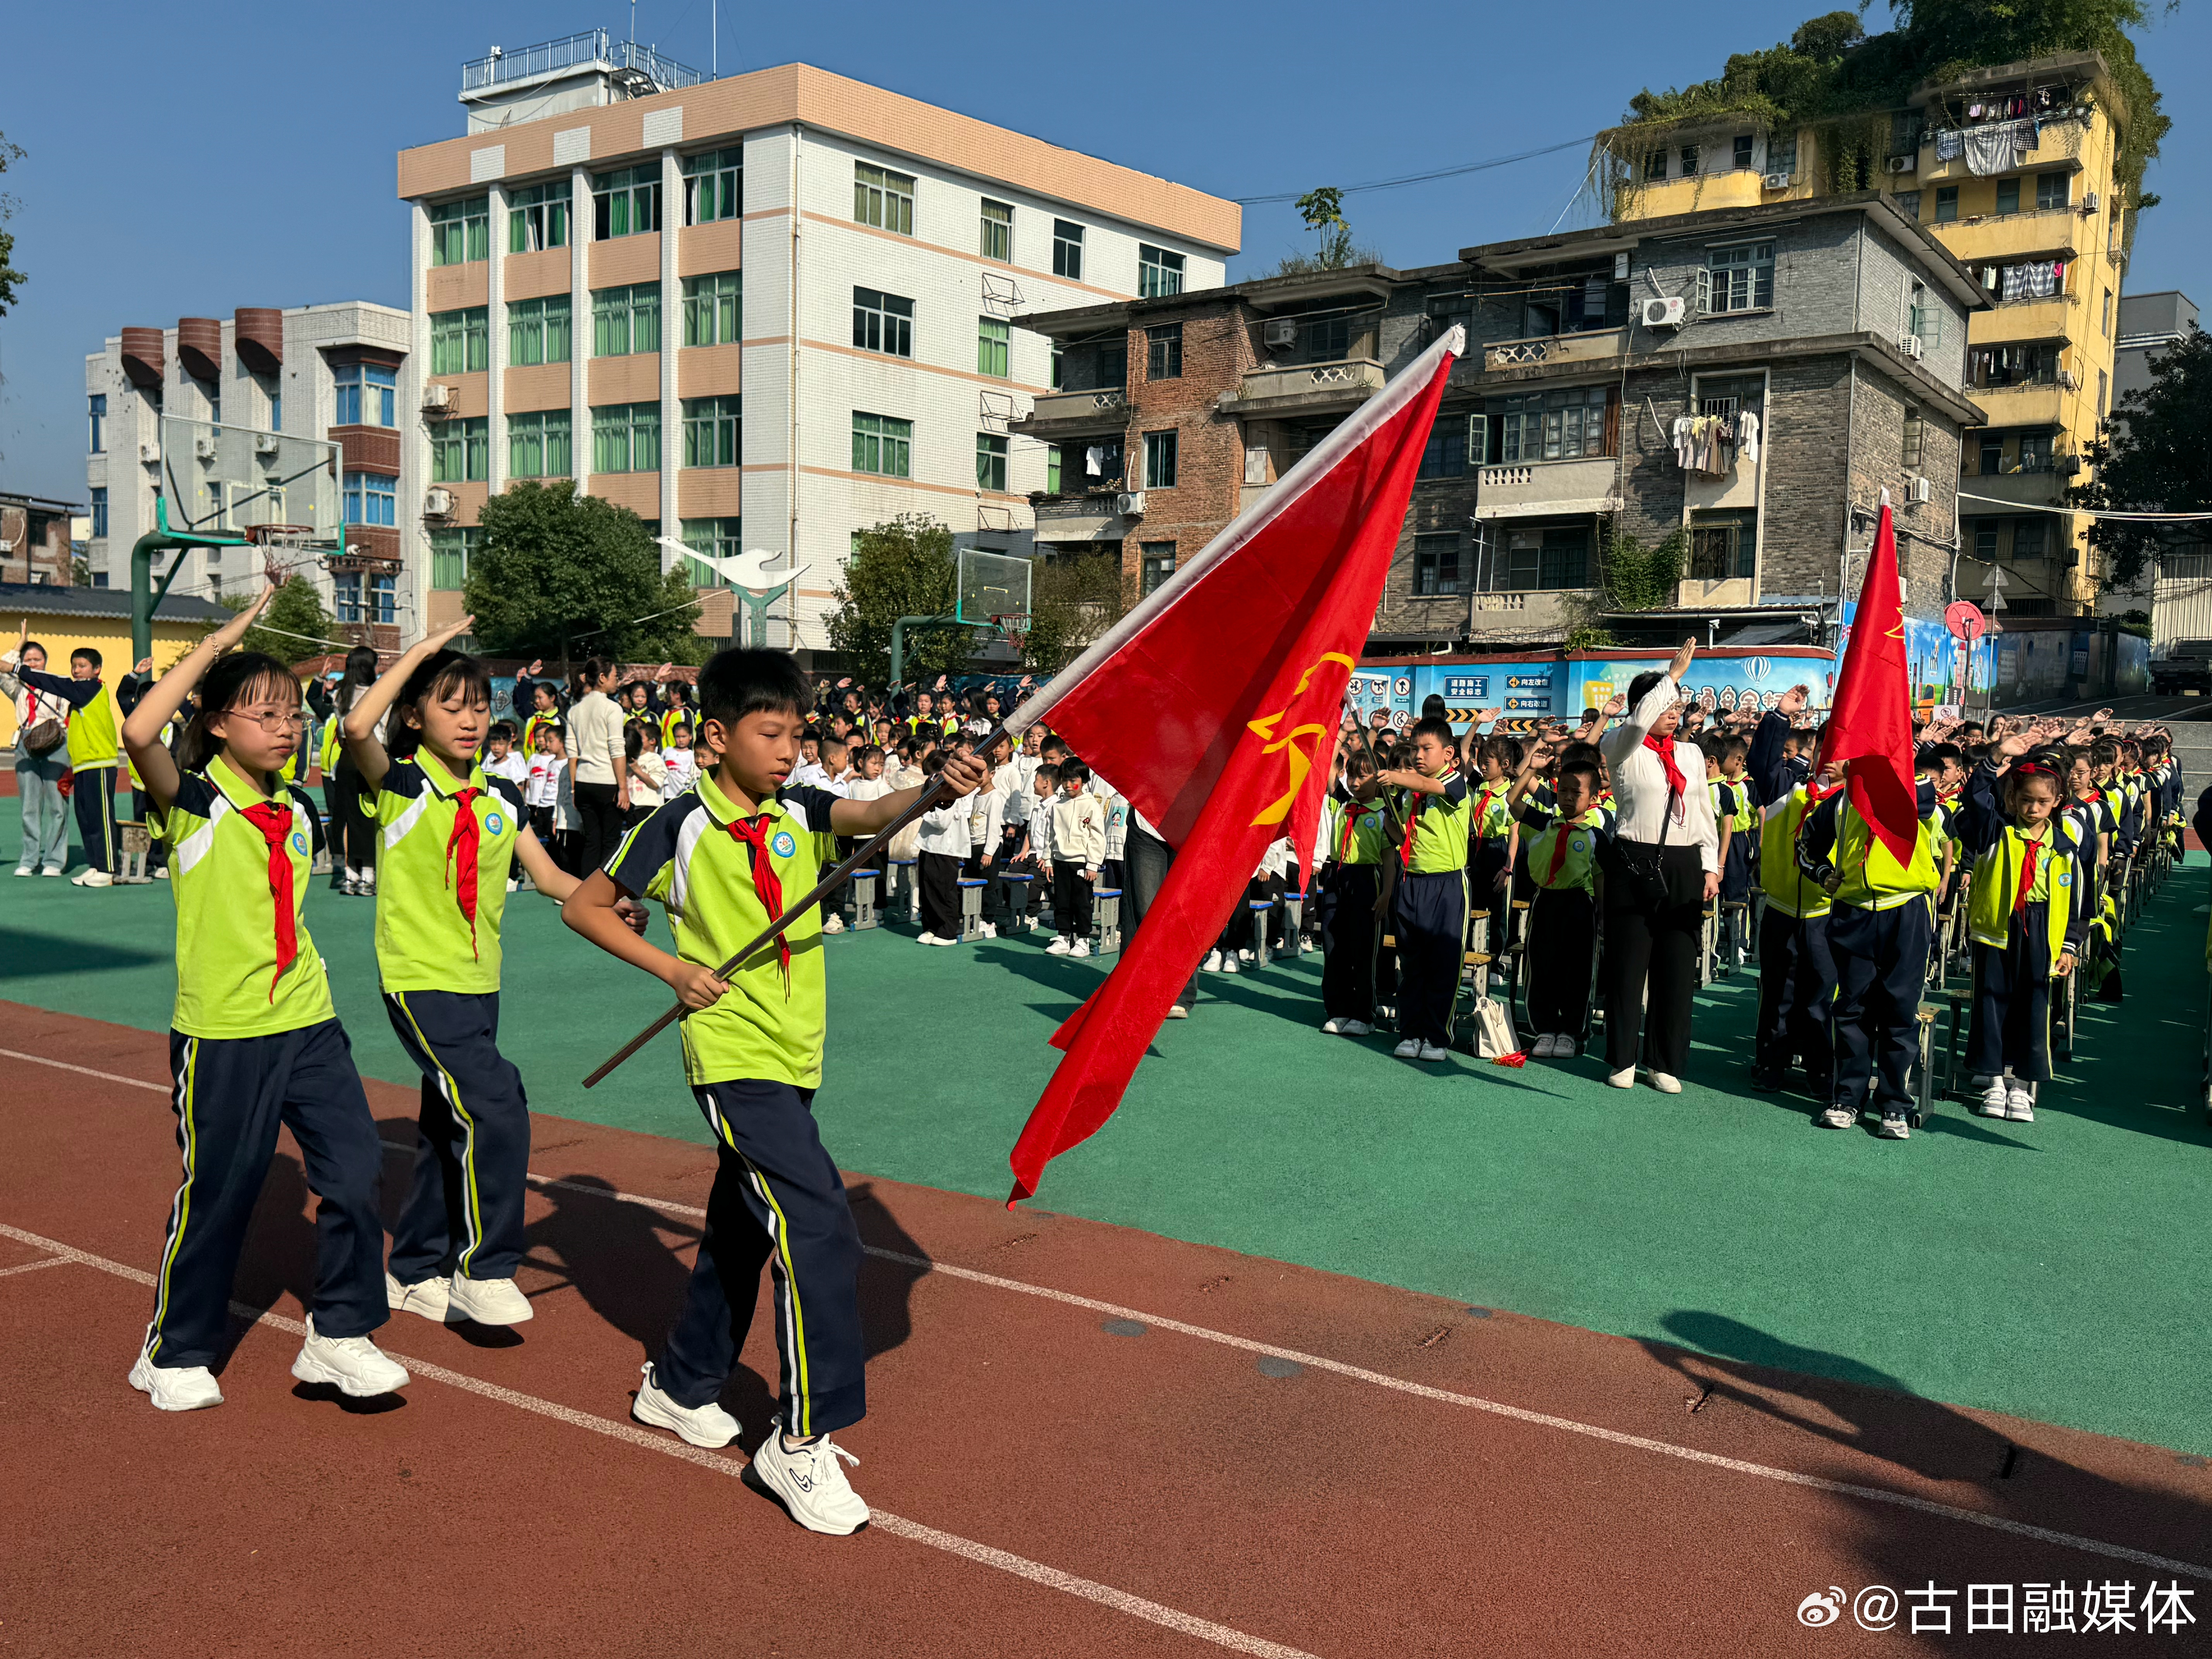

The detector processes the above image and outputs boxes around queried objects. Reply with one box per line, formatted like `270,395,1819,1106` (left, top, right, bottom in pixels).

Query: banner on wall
1839,603,1997,704
1353,649,1839,734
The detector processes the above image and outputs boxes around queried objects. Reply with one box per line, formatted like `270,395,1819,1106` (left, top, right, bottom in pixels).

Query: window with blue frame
333,364,397,427
342,471,397,526
88,394,106,453
91,487,108,538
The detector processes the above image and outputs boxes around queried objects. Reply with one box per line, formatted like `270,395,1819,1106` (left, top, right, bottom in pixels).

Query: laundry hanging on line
1999,260,2064,303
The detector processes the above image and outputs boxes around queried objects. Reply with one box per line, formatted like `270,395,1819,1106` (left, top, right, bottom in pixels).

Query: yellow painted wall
0,615,210,747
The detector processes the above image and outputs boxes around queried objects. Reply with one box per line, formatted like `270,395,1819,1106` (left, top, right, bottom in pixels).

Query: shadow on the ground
0,926,165,979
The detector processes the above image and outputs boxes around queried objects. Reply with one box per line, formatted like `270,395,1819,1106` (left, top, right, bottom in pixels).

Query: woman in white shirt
2,633,72,876
565,659,630,875
1595,637,1721,1094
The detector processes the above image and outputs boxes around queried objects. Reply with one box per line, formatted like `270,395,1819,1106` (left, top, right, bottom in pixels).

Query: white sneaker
129,1352,223,1412
821,914,845,934
2006,1081,2036,1122
505,878,519,893
1606,1066,1635,1089
1070,939,1090,958
1321,1017,1345,1035
1393,1038,1422,1059
631,1362,740,1449
1975,1078,2009,1118
1046,936,1071,956
1339,1020,1373,1036
750,1431,869,1535
1418,1042,1449,1062
1203,951,1224,972
1164,1004,1190,1019
71,870,114,888
385,1271,453,1322
153,866,168,879
447,1274,534,1325
1648,1072,1682,1094
11,866,28,877
41,866,63,877
917,932,943,947
979,922,996,939
1238,948,1255,963
1532,1033,1559,1058
290,1315,409,1397
1818,1105,1856,1129
1877,1114,1911,1140
1219,954,1239,974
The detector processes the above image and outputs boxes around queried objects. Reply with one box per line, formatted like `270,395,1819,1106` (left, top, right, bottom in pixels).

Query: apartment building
1603,51,2133,618
2113,289,2197,409
393,40,1238,656
1012,194,1983,650
0,492,87,586
83,302,412,650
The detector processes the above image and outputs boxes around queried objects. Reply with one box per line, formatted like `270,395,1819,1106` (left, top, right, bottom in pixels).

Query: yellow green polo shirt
374,750,523,994
607,769,844,1089
1401,773,1473,874
154,758,334,1038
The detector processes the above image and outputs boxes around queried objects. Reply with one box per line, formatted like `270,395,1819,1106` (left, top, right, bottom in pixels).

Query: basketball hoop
243,524,323,584
991,611,1031,648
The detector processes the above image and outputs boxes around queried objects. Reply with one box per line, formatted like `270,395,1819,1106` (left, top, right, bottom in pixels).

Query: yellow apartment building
1604,50,2131,617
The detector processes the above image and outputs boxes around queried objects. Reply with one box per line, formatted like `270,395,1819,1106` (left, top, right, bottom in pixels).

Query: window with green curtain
429,196,489,266
431,417,488,483
680,517,742,586
592,284,661,357
592,165,661,239
430,526,481,590
508,182,569,252
683,148,742,225
1046,443,1061,494
852,411,911,477
507,409,572,478
854,161,915,235
980,198,1013,261
682,271,741,346
430,307,489,375
508,296,572,366
976,432,1008,493
592,403,660,473
681,396,741,468
977,316,1009,377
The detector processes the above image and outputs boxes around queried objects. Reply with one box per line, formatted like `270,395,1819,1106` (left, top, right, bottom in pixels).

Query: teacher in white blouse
1596,637,1720,1094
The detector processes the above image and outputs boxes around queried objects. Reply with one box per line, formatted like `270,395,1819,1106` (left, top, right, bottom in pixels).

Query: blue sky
3,1,2205,507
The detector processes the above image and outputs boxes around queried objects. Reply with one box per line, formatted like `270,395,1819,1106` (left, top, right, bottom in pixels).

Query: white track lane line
0,1218,1314,1659
16,1048,2212,1583
0,1254,73,1278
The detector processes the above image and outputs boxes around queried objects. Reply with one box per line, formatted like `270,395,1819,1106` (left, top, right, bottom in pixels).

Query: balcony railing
1482,328,1627,374
1229,357,1386,405
461,30,705,94
1020,388,1127,426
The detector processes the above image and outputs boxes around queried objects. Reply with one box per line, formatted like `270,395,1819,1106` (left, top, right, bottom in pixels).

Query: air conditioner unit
1762,171,1792,191
1897,333,1925,360
1640,295,1686,329
252,431,280,455
422,383,454,412
193,434,221,460
138,440,161,464
1911,475,1933,503
2057,369,2080,390
1886,155,1917,174
424,486,455,517
2081,191,2100,213
1114,491,1146,518
1262,319,1298,348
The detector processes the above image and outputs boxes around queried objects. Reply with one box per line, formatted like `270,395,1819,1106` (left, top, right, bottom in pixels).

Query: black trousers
1828,899,1934,1114
1318,863,1380,1020
919,849,962,936
1967,909,2056,1082
1393,869,1467,1046
1527,886,1598,1039
658,1080,866,1436
73,764,118,874
145,1020,386,1369
1755,907,1836,1080
574,781,623,876
1053,859,1094,938
327,758,375,874
383,989,531,1285
1123,824,1196,1008
1469,843,1511,953
1601,844,1706,1075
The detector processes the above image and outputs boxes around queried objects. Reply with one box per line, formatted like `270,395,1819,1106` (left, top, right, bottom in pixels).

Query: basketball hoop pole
130,497,250,664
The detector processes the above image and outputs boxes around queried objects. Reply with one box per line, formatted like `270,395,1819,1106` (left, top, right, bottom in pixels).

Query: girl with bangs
118,585,409,1412
340,615,640,1329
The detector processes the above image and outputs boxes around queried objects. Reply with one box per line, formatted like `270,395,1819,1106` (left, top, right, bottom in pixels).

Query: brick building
0,493,87,587
1012,193,1986,651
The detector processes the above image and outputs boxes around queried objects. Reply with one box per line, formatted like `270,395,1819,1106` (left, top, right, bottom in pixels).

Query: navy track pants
1827,900,1933,1114
1393,869,1468,1046
383,989,532,1285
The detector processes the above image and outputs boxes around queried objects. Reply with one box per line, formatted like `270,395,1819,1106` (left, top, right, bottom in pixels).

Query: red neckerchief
1337,797,1370,861
2014,826,2049,914
1544,810,1587,885
1400,790,1422,865
238,800,299,1001
723,813,792,988
445,785,483,960
1643,734,1687,799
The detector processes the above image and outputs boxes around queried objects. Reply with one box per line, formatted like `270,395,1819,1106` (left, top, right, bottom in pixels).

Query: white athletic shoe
1238,948,1255,963
1553,1036,1580,1058
153,866,168,879
129,1352,223,1412
1606,1066,1636,1089
916,932,944,947
1877,1114,1911,1140
821,914,845,934
11,866,28,877
1418,1042,1449,1062
1532,1033,1560,1058
750,1431,870,1535
1070,939,1090,958
1339,1020,1373,1036
2006,1081,2036,1122
1321,1017,1345,1034
1218,954,1239,975
1393,1038,1422,1060
1975,1077,2009,1118
1046,936,1071,956
632,1362,740,1449
1647,1072,1682,1095
1203,951,1224,972
385,1271,453,1322
1164,1004,1190,1019
41,866,63,877
71,870,114,888
290,1316,409,1397
979,922,996,939
1818,1105,1856,1130
447,1274,534,1325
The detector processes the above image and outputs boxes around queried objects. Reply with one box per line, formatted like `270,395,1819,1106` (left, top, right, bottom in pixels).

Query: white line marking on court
0,1049,170,1092
19,1048,2212,1583
0,1254,74,1278
0,1219,1317,1659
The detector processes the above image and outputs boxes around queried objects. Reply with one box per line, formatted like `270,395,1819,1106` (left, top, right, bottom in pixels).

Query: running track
2,1001,2206,1656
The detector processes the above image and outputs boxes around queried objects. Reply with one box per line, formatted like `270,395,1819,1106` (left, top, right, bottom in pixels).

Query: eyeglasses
229,708,307,732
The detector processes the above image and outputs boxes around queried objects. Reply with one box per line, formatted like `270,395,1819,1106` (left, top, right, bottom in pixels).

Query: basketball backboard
160,415,342,554
955,546,1031,627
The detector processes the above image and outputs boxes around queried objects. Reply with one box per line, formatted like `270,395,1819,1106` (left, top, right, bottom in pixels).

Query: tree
0,135,24,318
2071,327,2212,587
1274,186,1382,276
1022,550,1128,675
824,514,975,685
464,480,701,665
206,574,338,666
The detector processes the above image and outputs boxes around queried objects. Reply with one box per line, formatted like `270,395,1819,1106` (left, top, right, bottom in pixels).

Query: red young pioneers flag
999,326,1465,1203
1825,498,1919,864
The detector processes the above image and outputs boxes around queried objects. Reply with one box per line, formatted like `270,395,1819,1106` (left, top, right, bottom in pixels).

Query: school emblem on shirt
291,831,309,856
1570,836,1587,854
771,829,798,859
2056,869,2071,887
485,812,505,835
